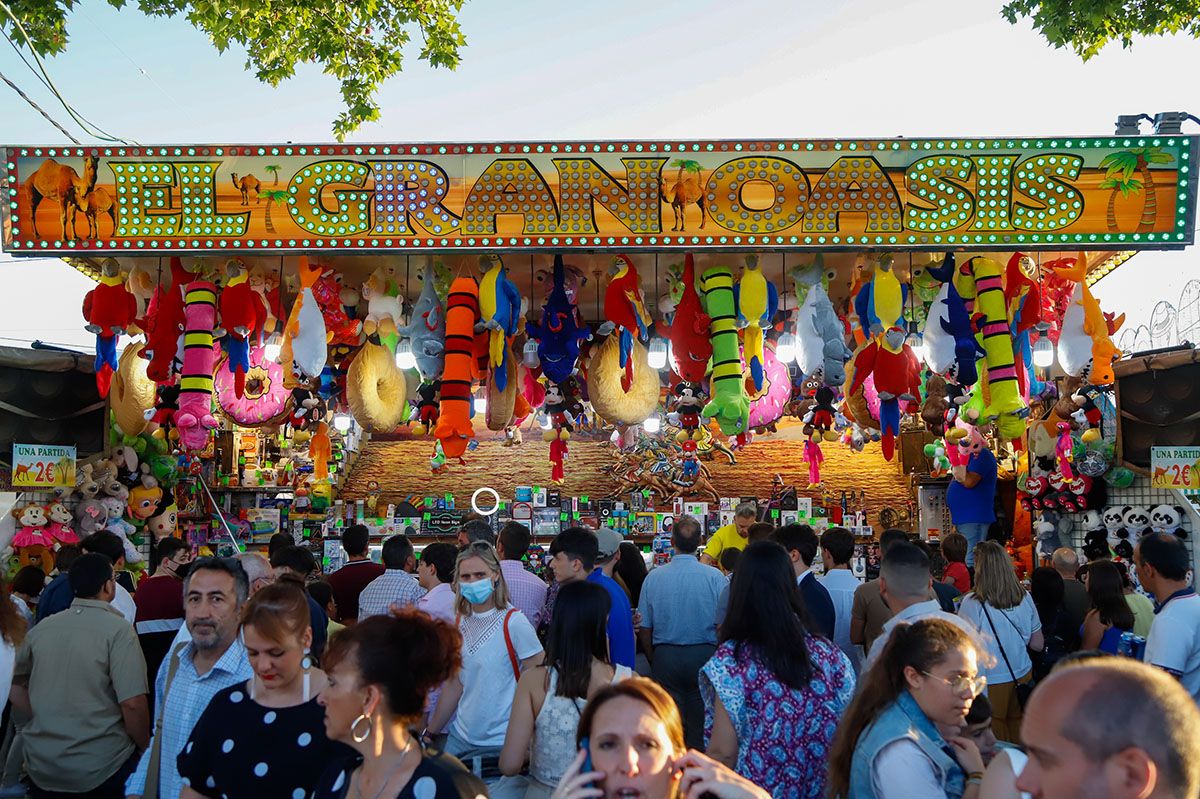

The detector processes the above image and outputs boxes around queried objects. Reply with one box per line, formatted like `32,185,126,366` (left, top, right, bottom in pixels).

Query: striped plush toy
700,266,750,437
175,279,220,452
434,277,481,464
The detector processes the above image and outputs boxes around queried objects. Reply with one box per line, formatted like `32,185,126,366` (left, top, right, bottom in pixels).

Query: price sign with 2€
1151,447,1200,490
11,444,76,489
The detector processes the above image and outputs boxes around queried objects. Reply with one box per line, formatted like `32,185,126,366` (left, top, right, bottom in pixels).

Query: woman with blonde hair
425,541,544,786
955,541,1044,743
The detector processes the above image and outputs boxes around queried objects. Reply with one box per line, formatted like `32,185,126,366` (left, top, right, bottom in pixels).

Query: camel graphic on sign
231,172,262,205
659,159,708,232
27,155,98,239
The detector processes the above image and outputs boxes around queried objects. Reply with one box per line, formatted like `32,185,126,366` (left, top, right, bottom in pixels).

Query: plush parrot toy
218,259,265,398
434,277,481,464
659,253,711,385
280,257,328,389
526,254,591,385
853,254,907,338
398,257,447,383
700,266,750,437
83,258,138,396
602,255,652,392
734,254,779,391
478,254,522,392
846,327,921,461
142,256,196,384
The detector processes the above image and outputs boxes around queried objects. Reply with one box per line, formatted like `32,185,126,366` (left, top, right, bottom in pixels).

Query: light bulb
332,414,353,433
264,338,282,363
643,414,661,433
906,334,926,364
647,338,668,370
474,396,487,418
522,338,540,368
775,333,797,363
1034,336,1055,368
395,339,417,370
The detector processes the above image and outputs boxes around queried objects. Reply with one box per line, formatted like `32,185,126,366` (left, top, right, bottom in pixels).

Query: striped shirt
358,570,426,621
500,560,548,627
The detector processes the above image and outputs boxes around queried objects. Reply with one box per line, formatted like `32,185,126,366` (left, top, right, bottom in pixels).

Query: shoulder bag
981,603,1034,709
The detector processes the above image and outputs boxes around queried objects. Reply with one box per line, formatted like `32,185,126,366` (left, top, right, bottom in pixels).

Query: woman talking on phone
550,677,771,799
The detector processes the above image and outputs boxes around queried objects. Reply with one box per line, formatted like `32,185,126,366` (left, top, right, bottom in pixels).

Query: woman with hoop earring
178,581,348,799
312,610,488,799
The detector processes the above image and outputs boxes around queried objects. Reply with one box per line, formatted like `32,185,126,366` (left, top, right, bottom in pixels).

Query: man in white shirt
865,541,977,669
1136,532,1200,702
819,526,863,673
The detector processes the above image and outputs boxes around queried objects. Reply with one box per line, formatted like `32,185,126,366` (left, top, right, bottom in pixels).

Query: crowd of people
0,511,1196,799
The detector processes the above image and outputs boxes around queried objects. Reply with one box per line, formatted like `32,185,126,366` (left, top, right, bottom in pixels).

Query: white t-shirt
1145,592,1200,702
872,739,943,799
957,592,1040,684
450,607,543,748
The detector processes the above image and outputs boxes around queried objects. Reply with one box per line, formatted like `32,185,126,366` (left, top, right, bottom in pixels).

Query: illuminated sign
2,136,1195,253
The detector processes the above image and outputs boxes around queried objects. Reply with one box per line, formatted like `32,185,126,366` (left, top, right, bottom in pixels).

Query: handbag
981,603,1035,709
143,641,188,799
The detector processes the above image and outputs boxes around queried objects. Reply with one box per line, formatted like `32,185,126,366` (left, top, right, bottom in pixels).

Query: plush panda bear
1122,505,1152,538
1149,504,1190,540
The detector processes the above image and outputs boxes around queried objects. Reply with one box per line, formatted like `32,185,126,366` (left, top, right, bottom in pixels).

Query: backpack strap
503,608,520,682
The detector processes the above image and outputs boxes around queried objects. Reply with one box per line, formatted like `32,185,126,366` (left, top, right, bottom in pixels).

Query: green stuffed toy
700,266,750,437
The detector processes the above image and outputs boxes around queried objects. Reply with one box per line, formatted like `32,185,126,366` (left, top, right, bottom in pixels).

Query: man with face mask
134,538,194,702
124,557,254,799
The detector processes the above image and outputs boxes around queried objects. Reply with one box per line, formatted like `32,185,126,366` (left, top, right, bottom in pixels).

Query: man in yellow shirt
700,502,758,567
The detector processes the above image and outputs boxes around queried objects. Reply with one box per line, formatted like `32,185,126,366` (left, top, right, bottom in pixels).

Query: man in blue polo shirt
548,526,635,668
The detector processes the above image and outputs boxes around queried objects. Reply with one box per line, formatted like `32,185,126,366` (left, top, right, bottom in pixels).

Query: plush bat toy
526,254,591,385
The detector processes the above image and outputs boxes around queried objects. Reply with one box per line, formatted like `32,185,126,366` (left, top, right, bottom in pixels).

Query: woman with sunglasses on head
551,677,770,799
313,609,488,799
177,581,348,799
827,618,990,799
499,580,632,799
425,541,544,786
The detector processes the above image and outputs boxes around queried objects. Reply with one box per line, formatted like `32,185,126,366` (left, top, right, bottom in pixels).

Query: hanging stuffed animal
1051,253,1124,386
958,257,1027,440
794,258,851,387
398,257,447,382
11,503,53,549
83,258,138,396
734,255,778,391
288,387,326,431
45,501,79,545
845,325,921,461
309,421,331,479
549,435,568,484
670,381,706,440
175,278,220,453
700,266,750,437
248,264,283,334
217,259,265,398
1070,384,1106,443
361,263,404,339
802,385,839,441
601,255,652,392
410,380,441,435
922,253,982,386
802,433,825,489
434,277,481,464
853,254,907,338
280,257,328,389
142,256,196,383
477,254,522,392
1054,423,1076,484
307,266,364,346
659,253,711,385
526,254,591,385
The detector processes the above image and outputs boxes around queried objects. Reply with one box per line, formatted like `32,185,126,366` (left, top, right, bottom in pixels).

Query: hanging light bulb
474,395,487,418
263,333,282,363
332,414,353,433
395,339,417,370
643,414,662,433
539,413,553,430
1034,336,1055,368
775,332,797,364
523,338,540,368
647,338,668,370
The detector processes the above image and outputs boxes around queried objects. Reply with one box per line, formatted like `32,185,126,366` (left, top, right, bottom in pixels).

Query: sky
0,0,1198,351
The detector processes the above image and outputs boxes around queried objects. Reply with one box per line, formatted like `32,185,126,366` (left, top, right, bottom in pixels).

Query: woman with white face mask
425,541,544,787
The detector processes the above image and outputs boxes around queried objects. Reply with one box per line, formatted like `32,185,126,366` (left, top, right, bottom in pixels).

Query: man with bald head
1052,546,1089,642
1016,658,1200,799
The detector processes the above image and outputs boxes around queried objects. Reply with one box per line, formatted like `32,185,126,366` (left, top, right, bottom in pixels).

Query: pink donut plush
748,344,791,430
216,346,292,427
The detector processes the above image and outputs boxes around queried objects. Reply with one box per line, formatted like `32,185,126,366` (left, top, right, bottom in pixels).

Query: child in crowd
941,533,971,594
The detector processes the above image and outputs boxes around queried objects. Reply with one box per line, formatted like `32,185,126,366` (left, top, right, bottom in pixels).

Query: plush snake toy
659,253,711,385
734,254,778,391
434,277,481,463
526,254,591,385
959,257,1027,440
700,266,750,437
175,279,220,453
478,254,522,392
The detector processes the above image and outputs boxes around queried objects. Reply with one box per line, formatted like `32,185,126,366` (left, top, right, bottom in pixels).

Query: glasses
922,671,987,697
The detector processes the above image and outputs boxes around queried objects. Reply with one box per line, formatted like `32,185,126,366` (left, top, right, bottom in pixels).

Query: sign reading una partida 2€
11,444,76,489
1150,447,1200,490
2,135,1196,254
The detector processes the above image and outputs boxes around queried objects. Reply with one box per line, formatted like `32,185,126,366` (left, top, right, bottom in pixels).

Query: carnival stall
1,133,1197,578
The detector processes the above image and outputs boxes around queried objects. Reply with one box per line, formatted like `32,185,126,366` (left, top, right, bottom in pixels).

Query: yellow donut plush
111,343,156,436
587,336,660,426
347,342,409,432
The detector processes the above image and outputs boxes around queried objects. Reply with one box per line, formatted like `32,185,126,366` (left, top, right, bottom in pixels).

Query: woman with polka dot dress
311,610,488,799
177,581,350,799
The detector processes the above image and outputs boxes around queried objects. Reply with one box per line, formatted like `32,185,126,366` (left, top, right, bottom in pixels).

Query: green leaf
1000,0,1200,62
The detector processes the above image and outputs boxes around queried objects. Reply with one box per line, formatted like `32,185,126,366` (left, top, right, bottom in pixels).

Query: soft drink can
1118,632,1134,658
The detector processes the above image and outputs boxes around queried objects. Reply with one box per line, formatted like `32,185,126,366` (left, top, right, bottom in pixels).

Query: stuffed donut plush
347,342,409,432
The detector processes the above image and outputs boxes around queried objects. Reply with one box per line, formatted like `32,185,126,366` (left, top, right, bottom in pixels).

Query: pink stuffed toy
175,280,220,452
1055,421,1075,483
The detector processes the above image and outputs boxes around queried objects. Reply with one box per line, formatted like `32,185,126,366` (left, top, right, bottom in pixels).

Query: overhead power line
0,70,82,145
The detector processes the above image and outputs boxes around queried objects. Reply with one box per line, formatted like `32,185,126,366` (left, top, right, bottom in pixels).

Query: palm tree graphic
1099,147,1174,233
264,164,282,186
260,190,289,233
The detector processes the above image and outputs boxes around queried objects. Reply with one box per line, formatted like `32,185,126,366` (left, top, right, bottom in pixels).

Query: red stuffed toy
142,256,196,383
83,259,138,396
218,260,267,398
660,253,712,384
549,435,568,483
309,266,364,346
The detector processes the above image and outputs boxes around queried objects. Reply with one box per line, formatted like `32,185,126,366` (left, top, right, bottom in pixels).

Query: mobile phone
579,736,593,774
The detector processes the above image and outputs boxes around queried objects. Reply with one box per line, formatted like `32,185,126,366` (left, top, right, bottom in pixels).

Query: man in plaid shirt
496,521,547,625
358,535,425,621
